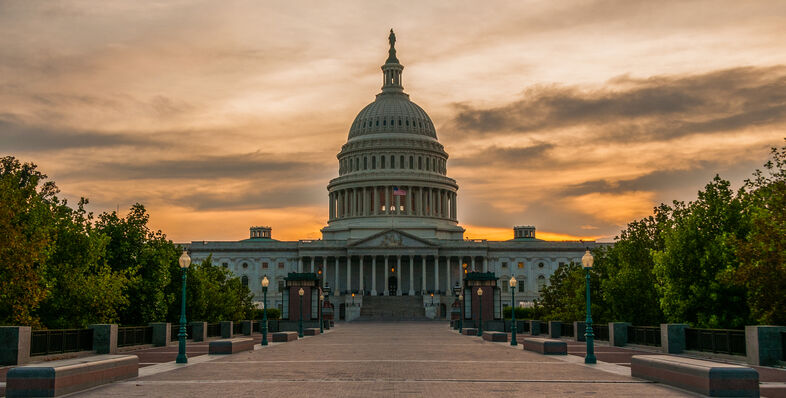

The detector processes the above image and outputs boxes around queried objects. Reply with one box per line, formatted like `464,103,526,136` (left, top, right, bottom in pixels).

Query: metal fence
627,326,661,346
561,323,574,337
30,328,93,356
685,328,746,356
117,326,153,347
233,322,244,335
594,324,609,341
170,324,193,341
782,331,786,360
206,323,221,337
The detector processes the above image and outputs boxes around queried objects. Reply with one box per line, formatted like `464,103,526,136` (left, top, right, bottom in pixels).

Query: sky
1,0,785,243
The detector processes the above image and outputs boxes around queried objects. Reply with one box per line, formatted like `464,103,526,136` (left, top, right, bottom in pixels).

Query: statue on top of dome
389,29,396,48
386,29,398,64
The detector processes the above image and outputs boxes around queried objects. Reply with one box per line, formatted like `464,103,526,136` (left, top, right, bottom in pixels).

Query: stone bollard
149,323,171,347
0,326,31,366
660,323,688,354
609,322,631,347
220,321,233,338
574,321,586,342
529,320,541,336
241,320,253,336
745,325,786,366
89,324,118,354
190,322,207,342
549,321,562,338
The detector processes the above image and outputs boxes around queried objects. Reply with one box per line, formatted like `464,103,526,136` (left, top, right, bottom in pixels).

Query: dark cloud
449,66,786,142
0,117,152,151
450,142,554,168
174,184,326,211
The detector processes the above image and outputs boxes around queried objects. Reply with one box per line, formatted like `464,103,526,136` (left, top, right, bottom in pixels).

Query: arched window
381,156,386,169
537,275,546,290
426,158,430,171
372,156,376,169
355,158,359,171
241,275,249,288
364,157,367,169
400,155,404,168
418,157,422,169
391,156,395,168
409,156,414,169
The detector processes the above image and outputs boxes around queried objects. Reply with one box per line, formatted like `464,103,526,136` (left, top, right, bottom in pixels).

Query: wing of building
187,31,608,321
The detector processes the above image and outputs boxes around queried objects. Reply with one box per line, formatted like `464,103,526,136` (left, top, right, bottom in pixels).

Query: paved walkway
73,322,694,397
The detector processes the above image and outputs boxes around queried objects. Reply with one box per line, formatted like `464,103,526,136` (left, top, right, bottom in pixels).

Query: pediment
348,229,436,249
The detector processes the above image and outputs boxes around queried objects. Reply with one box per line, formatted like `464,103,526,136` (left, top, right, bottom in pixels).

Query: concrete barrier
149,322,170,347
0,326,30,366
303,328,320,336
482,332,507,342
461,328,477,336
522,337,567,355
209,338,255,355
6,354,138,397
272,332,298,342
631,355,759,397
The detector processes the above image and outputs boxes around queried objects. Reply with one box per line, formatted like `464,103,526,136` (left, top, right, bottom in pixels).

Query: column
328,193,333,220
471,257,476,272
322,256,327,288
346,256,352,293
407,186,413,215
446,257,451,293
434,257,440,293
396,192,401,215
310,257,315,273
371,256,378,296
396,256,402,296
418,188,423,216
408,255,415,295
334,257,340,296
458,256,463,289
421,256,427,293
298,257,303,273
384,256,389,296
359,256,365,294
483,257,488,272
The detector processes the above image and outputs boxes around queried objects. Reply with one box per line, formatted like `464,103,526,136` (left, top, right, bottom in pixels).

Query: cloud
450,142,554,168
449,66,786,143
0,117,152,151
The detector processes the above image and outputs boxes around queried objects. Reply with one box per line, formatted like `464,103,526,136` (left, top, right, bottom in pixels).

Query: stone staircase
357,296,430,321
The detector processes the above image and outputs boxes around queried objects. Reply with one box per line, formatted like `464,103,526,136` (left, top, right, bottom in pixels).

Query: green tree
0,157,56,326
732,143,786,324
653,176,750,328
536,261,607,322
95,204,178,325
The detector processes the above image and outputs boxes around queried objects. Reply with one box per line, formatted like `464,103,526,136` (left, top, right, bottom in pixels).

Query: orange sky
2,1,785,243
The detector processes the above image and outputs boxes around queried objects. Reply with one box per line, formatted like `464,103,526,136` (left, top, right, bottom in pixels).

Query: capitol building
188,31,603,320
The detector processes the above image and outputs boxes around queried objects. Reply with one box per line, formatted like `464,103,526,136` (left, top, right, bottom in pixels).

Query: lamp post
458,293,464,334
261,276,269,346
430,292,434,306
319,293,324,333
509,276,518,346
176,250,191,364
298,288,304,338
476,287,483,336
582,249,596,364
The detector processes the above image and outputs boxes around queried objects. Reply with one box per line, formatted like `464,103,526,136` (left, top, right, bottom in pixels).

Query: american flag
393,187,407,196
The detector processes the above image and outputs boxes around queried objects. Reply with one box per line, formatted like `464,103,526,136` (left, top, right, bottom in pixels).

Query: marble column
408,255,415,295
446,257,452,293
310,257,315,273
434,258,440,293
298,257,303,273
346,256,352,293
385,186,390,214
471,257,476,272
418,188,423,216
359,256,365,294
371,256,377,296
396,256,402,296
373,186,379,215
384,256,389,296
421,256,427,293
483,257,488,273
334,257,340,296
322,256,327,289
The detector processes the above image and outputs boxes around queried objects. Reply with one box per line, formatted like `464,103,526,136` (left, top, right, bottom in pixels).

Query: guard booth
463,272,501,322
282,272,320,321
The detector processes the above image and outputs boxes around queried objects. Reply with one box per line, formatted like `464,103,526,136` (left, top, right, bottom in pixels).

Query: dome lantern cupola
381,29,404,94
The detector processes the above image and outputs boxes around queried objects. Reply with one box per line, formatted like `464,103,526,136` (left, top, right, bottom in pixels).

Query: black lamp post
476,287,483,337
510,276,518,346
319,293,324,333
298,288,304,338
176,250,191,364
458,293,464,334
582,249,597,364
261,276,269,346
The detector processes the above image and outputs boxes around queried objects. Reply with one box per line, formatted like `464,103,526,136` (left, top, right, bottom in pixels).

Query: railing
561,323,574,337
30,328,93,356
117,326,153,347
233,322,244,335
594,324,609,341
170,324,193,341
206,323,221,338
627,326,661,347
685,328,746,356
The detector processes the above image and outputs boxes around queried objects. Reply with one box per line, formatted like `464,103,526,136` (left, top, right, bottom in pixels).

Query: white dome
348,93,437,140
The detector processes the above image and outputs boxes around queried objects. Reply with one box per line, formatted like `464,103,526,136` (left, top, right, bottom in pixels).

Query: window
558,262,565,267
278,281,284,293
241,275,249,288
537,275,546,289
364,157,367,169
538,262,544,268
398,119,402,126
518,283,525,293
391,156,395,168
222,262,228,268
418,157,422,169
409,156,413,169
372,156,376,169
383,119,386,126
400,155,404,168
278,262,285,269
517,262,524,269
502,283,508,293
381,156,386,169
501,262,508,268
355,158,359,171
242,262,248,269
262,262,269,269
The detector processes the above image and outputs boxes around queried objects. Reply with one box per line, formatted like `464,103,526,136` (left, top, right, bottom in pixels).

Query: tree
536,261,607,322
652,176,751,328
0,157,56,326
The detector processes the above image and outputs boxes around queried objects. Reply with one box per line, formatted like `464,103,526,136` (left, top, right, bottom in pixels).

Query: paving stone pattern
74,322,692,397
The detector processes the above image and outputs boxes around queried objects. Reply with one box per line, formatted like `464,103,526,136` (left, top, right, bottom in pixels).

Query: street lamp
176,249,191,364
476,287,483,336
298,288,305,338
430,292,434,306
319,293,324,333
261,276,269,346
582,249,596,364
509,276,518,346
458,293,464,333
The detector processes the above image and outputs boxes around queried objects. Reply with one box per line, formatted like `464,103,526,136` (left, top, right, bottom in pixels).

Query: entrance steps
357,295,430,321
